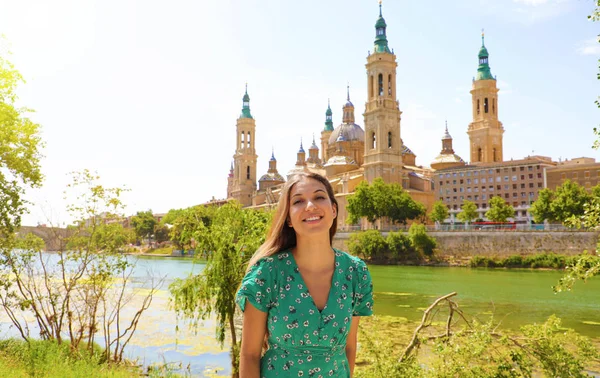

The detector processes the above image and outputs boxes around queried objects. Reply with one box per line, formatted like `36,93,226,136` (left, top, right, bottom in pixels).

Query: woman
236,172,374,378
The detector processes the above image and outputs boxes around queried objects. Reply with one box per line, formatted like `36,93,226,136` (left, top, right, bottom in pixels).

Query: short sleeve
352,260,374,316
236,258,274,313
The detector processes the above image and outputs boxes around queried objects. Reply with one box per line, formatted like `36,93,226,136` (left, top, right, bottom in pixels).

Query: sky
0,0,598,226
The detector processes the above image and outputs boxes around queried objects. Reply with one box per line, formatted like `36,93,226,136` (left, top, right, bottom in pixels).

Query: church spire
324,99,334,131
241,83,253,118
476,30,494,81
374,0,391,54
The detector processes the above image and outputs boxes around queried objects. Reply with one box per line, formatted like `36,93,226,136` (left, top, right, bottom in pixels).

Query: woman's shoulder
334,248,368,268
249,249,294,270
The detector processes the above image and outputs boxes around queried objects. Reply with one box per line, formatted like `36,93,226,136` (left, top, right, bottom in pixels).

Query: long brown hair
245,172,338,272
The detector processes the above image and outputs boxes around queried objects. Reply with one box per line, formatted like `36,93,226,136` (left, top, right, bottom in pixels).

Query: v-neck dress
236,249,374,378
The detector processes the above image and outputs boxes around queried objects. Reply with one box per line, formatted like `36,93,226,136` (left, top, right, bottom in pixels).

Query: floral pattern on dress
236,249,374,378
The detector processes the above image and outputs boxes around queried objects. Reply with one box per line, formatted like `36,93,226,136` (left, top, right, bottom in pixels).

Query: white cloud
454,97,463,104
497,80,514,95
576,38,600,56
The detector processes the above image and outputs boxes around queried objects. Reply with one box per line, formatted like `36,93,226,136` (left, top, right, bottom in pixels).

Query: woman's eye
293,199,304,205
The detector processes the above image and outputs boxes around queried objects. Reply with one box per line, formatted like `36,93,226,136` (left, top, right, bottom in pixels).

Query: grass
0,339,184,378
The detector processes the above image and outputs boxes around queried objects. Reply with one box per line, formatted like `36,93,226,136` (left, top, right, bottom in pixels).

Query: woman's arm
345,316,361,376
239,302,268,378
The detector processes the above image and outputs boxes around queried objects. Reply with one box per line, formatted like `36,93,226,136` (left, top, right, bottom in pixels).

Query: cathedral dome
431,153,465,166
259,172,285,182
328,123,365,145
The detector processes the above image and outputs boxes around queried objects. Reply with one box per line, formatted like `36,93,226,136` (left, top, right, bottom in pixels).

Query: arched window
246,166,250,180
247,131,251,148
492,98,496,115
378,74,383,96
388,131,392,148
388,74,392,96
477,148,482,162
240,132,245,149
484,98,489,113
372,132,376,149
477,100,480,115
370,75,374,98
493,148,497,162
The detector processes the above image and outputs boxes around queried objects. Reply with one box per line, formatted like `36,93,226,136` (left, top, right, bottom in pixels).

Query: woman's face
288,178,337,239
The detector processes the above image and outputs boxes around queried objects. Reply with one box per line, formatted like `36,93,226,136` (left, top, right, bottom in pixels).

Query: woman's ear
333,204,338,218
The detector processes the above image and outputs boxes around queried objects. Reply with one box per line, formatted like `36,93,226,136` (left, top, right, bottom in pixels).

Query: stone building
545,157,600,191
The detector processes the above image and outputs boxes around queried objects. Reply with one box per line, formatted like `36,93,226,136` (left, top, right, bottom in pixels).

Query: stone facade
545,157,600,191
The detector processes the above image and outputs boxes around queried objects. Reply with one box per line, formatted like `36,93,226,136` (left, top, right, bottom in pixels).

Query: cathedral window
484,98,489,113
492,98,496,114
247,131,251,148
378,74,383,96
388,74,392,96
388,131,392,148
493,148,497,162
246,166,250,180
477,99,480,115
371,132,376,149
477,148,482,162
240,132,245,149
370,75,374,98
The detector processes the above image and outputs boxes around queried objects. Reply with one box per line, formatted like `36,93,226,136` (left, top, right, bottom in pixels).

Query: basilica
225,3,506,227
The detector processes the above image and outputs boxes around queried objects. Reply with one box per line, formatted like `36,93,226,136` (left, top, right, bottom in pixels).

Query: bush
408,224,437,257
502,255,523,268
348,230,388,260
469,256,498,268
386,232,417,261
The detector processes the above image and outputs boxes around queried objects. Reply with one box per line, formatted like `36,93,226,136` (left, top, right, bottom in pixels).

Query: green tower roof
240,83,253,119
374,2,391,54
476,33,495,81
324,99,334,132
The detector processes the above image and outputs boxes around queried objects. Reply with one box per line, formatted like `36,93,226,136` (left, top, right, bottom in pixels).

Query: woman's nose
305,200,317,210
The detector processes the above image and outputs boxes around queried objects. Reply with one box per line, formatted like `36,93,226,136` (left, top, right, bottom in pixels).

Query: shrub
503,255,523,268
386,231,414,260
348,230,388,260
408,224,437,257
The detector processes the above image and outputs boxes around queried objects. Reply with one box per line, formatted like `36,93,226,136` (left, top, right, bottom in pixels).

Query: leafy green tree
530,188,554,223
130,210,157,243
485,196,515,222
551,180,591,223
531,181,592,224
429,200,449,225
347,178,425,225
386,231,417,261
456,200,478,225
164,205,215,250
169,202,271,378
0,54,44,233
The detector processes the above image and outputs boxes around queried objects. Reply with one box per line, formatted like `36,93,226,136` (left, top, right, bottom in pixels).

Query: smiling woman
236,172,374,378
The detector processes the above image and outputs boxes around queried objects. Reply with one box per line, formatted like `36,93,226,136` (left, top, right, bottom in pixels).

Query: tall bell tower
468,32,504,164
231,84,257,206
363,1,403,184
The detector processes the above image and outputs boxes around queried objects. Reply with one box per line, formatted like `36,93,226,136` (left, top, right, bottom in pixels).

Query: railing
337,224,594,233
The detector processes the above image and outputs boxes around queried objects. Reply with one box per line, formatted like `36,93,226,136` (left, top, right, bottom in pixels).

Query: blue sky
0,0,598,226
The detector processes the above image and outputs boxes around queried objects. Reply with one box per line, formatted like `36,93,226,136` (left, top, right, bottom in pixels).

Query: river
1,255,599,376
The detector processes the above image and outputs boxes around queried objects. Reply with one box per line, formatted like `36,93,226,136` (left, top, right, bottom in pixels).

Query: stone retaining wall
333,231,599,257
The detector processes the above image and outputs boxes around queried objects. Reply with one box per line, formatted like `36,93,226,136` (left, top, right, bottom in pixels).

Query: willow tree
169,202,271,378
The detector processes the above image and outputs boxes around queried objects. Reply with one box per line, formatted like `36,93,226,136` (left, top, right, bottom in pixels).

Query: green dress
236,249,374,378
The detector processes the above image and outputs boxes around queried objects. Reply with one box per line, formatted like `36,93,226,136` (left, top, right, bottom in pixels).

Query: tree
530,181,592,224
347,178,426,226
530,188,554,223
130,210,157,244
0,170,162,363
456,200,478,225
0,54,44,233
163,205,215,250
169,202,271,378
485,196,514,222
429,200,449,225
551,180,591,223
